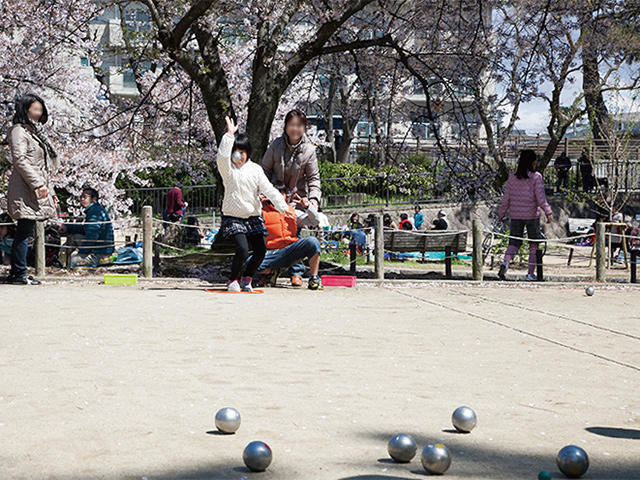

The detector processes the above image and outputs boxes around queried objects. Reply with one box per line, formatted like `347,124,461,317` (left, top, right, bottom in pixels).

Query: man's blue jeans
255,237,321,274
10,219,35,278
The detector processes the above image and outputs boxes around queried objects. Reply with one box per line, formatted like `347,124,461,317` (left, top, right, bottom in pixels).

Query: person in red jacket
255,183,323,290
164,184,188,223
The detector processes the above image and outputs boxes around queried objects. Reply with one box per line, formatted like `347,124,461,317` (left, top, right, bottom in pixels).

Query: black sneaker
498,264,507,281
308,275,323,291
7,275,42,285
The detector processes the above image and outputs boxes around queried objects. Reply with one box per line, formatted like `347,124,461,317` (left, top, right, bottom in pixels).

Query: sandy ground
1,281,639,480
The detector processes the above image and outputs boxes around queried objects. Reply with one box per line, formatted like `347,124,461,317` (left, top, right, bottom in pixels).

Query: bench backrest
383,230,467,253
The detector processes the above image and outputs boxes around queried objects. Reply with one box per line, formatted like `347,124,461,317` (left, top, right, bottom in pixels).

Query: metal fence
123,176,439,215
320,173,442,209
122,159,640,215
124,184,218,217
536,160,640,193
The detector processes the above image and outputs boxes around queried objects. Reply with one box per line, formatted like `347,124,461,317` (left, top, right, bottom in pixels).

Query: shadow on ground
47,459,295,480
586,426,640,440
44,428,640,480
342,429,640,480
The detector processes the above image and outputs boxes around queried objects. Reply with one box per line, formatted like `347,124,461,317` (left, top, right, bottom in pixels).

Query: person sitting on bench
431,210,449,230
59,187,114,267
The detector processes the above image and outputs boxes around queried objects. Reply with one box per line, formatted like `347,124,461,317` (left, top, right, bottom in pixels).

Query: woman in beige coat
5,94,59,285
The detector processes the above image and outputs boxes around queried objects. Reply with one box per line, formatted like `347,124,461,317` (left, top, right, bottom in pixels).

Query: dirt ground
1,280,639,480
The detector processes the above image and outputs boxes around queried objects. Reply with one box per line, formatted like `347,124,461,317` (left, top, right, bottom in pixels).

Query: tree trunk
323,75,338,161
246,73,285,163
337,114,357,164
581,18,611,141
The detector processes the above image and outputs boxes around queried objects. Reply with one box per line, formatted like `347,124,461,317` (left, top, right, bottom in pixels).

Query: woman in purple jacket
498,149,553,281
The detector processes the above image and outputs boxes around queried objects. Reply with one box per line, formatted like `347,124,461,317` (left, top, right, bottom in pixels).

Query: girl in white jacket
218,116,289,292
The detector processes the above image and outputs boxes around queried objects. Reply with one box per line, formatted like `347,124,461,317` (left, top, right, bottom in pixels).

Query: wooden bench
383,230,468,278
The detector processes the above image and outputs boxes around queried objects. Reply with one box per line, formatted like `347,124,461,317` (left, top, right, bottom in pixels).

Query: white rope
151,218,211,229
605,232,640,241
58,219,117,225
44,242,119,249
483,229,587,244
310,226,469,236
152,240,188,252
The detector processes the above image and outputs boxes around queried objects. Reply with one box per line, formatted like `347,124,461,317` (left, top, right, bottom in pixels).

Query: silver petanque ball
585,286,595,296
215,407,241,434
421,443,451,475
556,445,589,478
243,441,273,472
387,433,417,463
452,406,477,433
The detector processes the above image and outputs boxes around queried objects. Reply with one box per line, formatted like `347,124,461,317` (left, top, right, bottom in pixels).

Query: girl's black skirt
220,215,267,239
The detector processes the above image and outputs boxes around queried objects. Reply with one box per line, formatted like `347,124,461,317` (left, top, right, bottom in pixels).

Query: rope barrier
44,242,123,248
152,240,189,252
58,219,118,225
605,232,640,241
482,229,584,244
305,225,469,236
151,218,211,229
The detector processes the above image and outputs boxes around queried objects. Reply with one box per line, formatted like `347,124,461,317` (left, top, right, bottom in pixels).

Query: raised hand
225,116,239,135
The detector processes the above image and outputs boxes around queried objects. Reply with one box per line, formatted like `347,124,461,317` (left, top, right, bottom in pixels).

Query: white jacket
217,133,288,218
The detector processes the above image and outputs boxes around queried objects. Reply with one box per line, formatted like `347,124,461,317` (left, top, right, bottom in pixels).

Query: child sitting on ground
217,116,290,292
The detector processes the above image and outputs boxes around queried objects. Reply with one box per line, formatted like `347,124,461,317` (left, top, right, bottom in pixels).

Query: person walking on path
498,149,553,281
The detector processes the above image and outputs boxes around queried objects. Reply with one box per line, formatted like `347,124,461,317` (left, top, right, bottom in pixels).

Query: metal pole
142,205,153,278
374,214,384,280
34,221,45,277
596,222,606,282
472,218,483,281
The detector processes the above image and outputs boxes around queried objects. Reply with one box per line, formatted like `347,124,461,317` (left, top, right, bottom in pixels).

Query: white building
83,3,151,98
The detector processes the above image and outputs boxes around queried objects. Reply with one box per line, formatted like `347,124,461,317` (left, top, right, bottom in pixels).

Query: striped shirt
499,172,552,220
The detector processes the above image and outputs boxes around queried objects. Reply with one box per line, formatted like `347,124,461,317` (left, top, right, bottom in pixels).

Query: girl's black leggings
230,233,266,281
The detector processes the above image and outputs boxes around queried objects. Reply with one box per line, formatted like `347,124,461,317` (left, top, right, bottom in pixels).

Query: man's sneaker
525,273,537,282
290,275,303,287
6,275,41,285
240,277,253,292
308,275,323,291
498,263,507,280
227,280,241,292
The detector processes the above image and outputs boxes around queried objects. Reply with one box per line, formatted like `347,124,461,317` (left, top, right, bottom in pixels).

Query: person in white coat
217,116,290,292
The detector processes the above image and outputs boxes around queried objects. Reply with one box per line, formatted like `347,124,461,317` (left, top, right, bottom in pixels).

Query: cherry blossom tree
0,0,165,217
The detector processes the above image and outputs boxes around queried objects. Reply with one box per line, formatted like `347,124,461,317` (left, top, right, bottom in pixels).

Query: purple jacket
499,172,552,220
